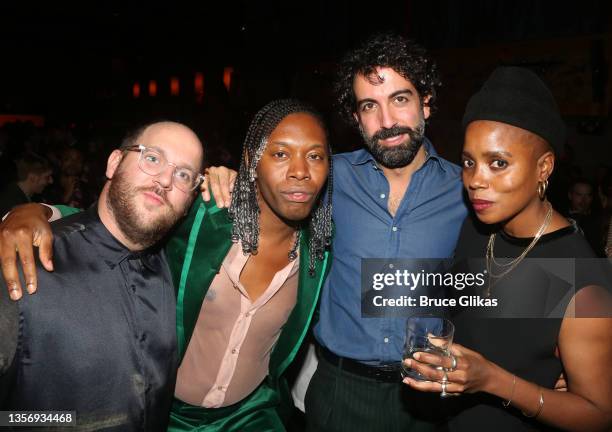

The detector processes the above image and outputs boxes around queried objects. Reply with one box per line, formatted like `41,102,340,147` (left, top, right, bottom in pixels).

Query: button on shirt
175,243,299,407
314,140,468,364
2,206,178,431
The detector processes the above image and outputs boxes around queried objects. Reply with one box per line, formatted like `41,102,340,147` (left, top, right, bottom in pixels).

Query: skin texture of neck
257,197,298,247
502,198,569,238
502,198,549,237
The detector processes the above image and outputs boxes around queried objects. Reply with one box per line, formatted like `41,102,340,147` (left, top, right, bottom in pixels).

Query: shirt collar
347,138,447,172
78,204,161,271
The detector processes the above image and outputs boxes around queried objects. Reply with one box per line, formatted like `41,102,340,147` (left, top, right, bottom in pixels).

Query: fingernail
26,283,35,294
9,288,21,301
413,352,421,360
404,359,412,367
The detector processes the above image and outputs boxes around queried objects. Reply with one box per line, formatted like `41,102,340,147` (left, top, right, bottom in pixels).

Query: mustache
371,125,414,142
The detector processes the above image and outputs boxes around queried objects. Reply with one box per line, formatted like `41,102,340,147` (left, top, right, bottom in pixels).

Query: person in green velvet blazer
165,195,331,431
165,100,334,431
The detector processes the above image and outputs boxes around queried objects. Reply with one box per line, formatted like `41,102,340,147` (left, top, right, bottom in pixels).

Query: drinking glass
401,314,455,397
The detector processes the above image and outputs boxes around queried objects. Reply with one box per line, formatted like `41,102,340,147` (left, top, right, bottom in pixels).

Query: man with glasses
0,121,204,431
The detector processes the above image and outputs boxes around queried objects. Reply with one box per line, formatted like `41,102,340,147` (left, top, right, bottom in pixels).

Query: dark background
1,1,610,166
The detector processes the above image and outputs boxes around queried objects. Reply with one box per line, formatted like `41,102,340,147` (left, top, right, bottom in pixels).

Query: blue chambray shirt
314,139,468,364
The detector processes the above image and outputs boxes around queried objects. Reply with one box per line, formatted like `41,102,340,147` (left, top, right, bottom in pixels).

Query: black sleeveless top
445,216,599,432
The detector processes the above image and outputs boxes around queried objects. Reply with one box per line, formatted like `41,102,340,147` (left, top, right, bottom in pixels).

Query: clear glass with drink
402,314,455,397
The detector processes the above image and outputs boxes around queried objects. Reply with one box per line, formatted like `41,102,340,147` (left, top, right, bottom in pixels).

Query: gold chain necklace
485,201,553,296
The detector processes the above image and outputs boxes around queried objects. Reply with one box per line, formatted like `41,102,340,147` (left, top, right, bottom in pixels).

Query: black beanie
462,66,565,153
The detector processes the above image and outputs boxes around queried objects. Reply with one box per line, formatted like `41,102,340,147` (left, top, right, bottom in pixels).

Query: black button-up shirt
0,205,178,431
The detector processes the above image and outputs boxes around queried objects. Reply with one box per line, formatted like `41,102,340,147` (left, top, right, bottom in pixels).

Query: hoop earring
537,179,549,200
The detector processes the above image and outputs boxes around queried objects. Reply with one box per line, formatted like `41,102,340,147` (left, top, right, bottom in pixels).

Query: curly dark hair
228,99,333,275
335,33,442,124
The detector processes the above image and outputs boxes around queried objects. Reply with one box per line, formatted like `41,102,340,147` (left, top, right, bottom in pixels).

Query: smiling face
255,112,329,224
462,120,554,226
352,67,430,168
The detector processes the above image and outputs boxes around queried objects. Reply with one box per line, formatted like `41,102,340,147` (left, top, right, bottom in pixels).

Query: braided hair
228,99,333,275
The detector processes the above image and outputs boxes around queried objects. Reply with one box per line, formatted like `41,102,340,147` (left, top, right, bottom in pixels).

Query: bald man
0,121,204,431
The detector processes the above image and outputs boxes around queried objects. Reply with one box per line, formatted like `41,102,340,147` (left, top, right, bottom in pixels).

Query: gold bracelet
502,375,516,408
522,387,544,418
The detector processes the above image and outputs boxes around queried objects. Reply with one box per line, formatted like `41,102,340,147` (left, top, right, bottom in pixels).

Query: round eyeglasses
125,144,204,192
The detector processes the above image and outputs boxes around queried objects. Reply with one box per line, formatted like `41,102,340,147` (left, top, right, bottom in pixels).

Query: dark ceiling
0,1,608,117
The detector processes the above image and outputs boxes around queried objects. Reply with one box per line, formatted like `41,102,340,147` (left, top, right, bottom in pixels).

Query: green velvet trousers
168,384,285,432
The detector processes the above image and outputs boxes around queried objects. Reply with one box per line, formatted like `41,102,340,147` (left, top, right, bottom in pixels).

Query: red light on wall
223,67,234,91
0,115,45,127
148,80,158,97
194,72,204,103
132,82,141,98
170,77,180,96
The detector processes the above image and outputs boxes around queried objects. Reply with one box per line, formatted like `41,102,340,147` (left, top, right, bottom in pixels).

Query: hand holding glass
402,314,455,397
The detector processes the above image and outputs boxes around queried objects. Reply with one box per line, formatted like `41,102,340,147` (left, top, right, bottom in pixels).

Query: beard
106,166,187,249
361,116,426,169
